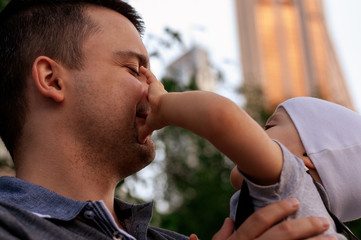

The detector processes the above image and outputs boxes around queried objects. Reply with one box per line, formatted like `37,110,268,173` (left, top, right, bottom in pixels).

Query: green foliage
145,27,185,63
239,82,273,126
0,139,13,177
0,0,9,10
346,219,361,238
0,0,15,174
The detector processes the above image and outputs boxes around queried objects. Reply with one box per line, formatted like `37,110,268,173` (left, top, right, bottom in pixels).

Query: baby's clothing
280,97,361,222
230,140,347,239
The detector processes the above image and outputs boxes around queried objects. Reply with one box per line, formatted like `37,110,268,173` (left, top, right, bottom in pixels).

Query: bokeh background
1,0,361,239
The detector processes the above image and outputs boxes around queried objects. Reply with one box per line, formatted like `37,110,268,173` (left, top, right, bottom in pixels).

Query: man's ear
32,56,65,103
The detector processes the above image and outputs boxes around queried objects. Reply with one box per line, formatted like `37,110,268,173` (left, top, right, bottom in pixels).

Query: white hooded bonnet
279,97,361,222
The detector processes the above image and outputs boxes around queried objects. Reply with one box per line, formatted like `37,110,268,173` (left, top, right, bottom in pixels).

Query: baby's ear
302,155,323,185
302,155,315,170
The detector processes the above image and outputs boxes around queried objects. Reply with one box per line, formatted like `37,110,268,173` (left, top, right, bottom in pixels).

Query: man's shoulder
0,201,189,240
0,200,29,219
0,201,97,240
0,200,38,239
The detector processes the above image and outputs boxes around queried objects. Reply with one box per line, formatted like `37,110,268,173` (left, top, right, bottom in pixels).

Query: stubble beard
70,77,156,180
81,125,156,181
71,110,156,182
124,124,156,174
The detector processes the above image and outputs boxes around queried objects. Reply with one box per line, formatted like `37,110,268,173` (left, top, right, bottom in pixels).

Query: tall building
164,45,217,91
235,0,353,110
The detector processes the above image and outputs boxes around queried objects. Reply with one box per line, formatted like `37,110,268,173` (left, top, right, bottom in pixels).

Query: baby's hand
138,67,168,143
140,66,167,108
189,234,198,240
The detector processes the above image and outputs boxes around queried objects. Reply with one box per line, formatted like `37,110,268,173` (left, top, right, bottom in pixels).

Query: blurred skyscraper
235,0,353,110
164,45,217,91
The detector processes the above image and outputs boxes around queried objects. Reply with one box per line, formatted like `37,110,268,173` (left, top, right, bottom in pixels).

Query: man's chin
137,135,148,144
137,137,156,162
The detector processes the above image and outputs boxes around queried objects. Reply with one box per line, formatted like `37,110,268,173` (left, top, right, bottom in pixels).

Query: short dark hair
0,0,144,158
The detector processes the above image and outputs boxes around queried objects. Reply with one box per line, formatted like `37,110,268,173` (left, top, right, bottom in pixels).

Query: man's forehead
85,6,140,36
81,6,149,67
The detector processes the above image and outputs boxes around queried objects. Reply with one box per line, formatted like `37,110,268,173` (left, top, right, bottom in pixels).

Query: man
0,0,333,239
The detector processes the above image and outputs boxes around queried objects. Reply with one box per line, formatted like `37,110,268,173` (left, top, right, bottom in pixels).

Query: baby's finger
140,66,158,83
189,234,198,240
137,126,153,144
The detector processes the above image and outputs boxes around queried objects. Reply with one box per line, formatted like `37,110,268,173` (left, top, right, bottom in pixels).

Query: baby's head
265,106,312,172
270,97,361,222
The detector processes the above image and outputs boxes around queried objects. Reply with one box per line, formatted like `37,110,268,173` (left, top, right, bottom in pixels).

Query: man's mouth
136,104,150,122
135,111,148,125
135,110,150,144
135,104,150,128
136,112,147,119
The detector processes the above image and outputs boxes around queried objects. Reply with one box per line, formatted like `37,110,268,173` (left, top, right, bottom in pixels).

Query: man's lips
136,112,149,144
136,104,150,126
136,112,148,124
136,112,147,119
136,103,149,120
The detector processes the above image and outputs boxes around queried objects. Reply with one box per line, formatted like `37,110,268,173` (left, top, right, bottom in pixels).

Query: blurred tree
0,0,9,10
346,220,361,238
0,0,14,179
239,81,272,126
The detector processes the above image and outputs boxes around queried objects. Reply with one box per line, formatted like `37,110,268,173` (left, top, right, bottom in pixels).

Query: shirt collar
0,176,153,223
0,176,87,220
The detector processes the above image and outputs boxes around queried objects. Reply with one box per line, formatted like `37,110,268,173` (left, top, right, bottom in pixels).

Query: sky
323,0,361,112
129,0,361,112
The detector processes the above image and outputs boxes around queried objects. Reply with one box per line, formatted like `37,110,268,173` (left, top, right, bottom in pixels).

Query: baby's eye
264,124,275,130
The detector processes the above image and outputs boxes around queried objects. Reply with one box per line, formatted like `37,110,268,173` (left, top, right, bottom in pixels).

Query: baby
138,67,361,239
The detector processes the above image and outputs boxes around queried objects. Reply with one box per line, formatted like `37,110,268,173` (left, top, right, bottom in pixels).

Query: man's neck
15,144,124,229
17,160,126,230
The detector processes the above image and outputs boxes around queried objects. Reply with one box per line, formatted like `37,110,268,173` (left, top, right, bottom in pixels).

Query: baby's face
265,107,307,159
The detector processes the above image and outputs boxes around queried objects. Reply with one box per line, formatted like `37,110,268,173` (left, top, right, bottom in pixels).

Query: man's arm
139,67,282,185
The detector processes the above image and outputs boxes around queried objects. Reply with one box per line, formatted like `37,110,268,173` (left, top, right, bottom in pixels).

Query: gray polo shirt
0,176,188,240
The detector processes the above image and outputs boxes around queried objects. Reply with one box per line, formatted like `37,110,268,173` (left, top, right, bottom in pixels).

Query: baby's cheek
230,166,243,190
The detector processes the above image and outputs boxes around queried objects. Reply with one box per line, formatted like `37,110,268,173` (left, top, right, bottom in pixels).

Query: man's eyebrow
113,50,149,68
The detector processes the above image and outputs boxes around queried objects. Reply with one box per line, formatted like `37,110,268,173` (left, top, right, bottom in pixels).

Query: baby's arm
140,67,282,185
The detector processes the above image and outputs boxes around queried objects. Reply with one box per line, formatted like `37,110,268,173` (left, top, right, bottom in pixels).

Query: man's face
66,6,154,179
